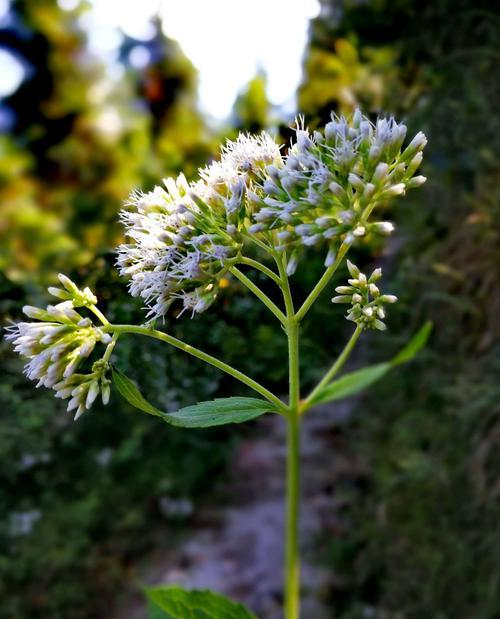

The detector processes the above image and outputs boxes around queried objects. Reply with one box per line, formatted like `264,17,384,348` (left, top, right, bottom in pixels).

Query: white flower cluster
117,134,283,319
5,276,112,420
250,111,426,273
332,261,397,330
118,110,426,318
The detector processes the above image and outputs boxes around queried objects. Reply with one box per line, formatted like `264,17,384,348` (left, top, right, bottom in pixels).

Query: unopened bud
373,162,389,183
347,260,360,278
380,294,398,304
348,173,364,191
372,221,395,235
332,295,352,304
324,247,337,267
407,175,427,188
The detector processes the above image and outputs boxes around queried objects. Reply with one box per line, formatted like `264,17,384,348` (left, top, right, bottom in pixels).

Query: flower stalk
106,323,286,413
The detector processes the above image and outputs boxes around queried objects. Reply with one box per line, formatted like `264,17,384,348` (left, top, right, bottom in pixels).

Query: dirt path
113,399,361,619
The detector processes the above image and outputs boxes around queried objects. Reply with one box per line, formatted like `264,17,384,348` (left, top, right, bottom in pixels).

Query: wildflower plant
6,110,431,619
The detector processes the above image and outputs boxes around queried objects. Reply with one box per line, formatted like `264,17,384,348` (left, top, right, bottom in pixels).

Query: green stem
89,304,109,326
303,325,363,410
243,231,276,257
106,324,286,413
102,332,119,363
277,253,301,619
229,266,286,324
295,241,351,322
239,256,282,286
285,410,300,619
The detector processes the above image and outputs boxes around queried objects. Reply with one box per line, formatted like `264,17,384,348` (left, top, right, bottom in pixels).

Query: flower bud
335,286,353,294
379,294,398,304
381,184,406,198
332,295,352,304
406,152,423,176
347,260,360,278
407,175,427,188
329,182,345,197
373,163,389,183
371,221,395,235
348,173,364,191
405,131,427,156
324,248,337,267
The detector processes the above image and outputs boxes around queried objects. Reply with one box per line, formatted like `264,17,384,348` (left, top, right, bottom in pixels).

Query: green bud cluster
332,261,397,330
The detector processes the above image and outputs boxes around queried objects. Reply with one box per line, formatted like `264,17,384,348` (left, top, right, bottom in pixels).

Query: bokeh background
1,0,500,617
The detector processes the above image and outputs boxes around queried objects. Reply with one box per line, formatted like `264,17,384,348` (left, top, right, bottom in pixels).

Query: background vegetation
1,0,499,617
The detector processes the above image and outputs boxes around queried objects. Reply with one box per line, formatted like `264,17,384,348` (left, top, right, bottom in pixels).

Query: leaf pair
146,585,257,619
308,322,432,407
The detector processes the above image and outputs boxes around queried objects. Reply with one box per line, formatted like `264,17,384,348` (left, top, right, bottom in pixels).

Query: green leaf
111,367,163,417
146,585,257,619
392,321,433,366
111,368,274,428
310,322,432,406
165,397,274,428
311,363,391,406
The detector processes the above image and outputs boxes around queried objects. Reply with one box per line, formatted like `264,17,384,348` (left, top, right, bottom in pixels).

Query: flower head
118,110,426,316
249,110,427,271
5,279,113,419
118,133,284,320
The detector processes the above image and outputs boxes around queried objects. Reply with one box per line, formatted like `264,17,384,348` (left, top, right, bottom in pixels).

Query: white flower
5,283,113,419
117,173,239,319
249,110,427,268
119,133,283,320
118,111,425,318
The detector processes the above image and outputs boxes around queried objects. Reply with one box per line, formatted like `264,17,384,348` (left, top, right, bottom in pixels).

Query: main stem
285,318,300,619
277,254,301,619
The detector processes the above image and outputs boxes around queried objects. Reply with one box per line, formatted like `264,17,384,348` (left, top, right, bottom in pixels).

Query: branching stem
106,323,286,413
295,241,350,322
229,266,286,324
239,256,282,286
303,325,363,410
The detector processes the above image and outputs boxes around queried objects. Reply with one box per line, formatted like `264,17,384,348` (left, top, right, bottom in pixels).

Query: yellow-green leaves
112,367,276,427
146,585,257,619
309,322,432,406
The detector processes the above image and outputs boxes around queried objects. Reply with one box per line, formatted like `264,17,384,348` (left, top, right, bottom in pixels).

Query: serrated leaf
166,397,274,428
146,585,257,619
310,322,432,406
111,367,163,417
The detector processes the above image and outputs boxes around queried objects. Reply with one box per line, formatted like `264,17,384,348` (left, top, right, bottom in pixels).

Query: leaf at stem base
146,585,258,619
